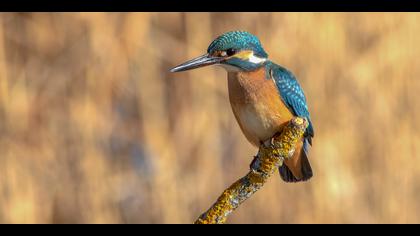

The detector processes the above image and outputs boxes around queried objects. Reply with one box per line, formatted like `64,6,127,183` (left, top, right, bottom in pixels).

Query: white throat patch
217,63,241,72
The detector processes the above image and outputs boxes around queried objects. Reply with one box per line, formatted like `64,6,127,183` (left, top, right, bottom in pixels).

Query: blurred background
0,12,419,223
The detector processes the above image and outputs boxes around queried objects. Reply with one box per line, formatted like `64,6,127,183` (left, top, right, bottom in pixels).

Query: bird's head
170,31,268,73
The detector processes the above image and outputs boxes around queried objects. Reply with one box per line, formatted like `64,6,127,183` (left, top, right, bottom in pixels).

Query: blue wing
268,63,314,144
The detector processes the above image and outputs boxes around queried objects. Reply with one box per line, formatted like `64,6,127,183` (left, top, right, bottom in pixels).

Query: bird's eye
226,48,236,56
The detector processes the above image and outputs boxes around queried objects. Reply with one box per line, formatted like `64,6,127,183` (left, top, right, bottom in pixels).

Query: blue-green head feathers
207,31,268,58
170,31,269,73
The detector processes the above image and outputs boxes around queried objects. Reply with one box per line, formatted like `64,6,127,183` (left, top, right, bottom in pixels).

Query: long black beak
170,54,223,72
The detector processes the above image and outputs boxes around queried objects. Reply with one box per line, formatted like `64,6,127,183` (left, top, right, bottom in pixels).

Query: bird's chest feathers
228,68,293,145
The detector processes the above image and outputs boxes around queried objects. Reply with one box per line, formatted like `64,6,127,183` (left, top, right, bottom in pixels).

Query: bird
170,31,314,182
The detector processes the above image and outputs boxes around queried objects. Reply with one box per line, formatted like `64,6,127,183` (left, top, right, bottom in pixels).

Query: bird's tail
279,138,313,182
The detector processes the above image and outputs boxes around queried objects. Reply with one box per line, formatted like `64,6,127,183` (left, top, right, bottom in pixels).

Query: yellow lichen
195,117,308,224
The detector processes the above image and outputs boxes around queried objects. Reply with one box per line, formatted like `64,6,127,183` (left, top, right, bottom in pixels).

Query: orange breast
228,67,294,146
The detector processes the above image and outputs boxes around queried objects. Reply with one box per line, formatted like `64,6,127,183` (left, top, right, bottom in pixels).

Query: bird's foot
250,155,259,170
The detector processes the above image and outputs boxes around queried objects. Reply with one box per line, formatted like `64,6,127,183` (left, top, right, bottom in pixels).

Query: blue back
266,61,314,144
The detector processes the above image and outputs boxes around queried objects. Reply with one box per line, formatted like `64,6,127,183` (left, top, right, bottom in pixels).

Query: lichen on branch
195,117,309,224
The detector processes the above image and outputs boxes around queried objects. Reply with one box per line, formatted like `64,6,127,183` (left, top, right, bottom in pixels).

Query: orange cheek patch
232,50,253,60
212,51,226,57
212,50,253,60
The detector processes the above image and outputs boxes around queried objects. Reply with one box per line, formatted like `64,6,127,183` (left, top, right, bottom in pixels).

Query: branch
195,117,309,224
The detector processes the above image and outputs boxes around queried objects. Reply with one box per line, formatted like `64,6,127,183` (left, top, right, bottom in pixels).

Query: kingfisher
170,31,314,182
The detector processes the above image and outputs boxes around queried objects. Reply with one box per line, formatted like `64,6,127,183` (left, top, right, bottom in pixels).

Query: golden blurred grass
0,12,420,223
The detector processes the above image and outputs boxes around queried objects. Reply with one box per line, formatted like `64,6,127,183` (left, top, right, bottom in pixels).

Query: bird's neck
227,61,275,85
